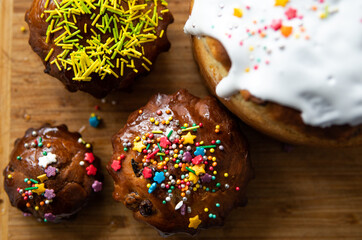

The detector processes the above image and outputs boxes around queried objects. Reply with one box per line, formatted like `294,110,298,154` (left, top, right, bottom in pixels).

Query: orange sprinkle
166,109,171,114
40,201,45,206
181,164,186,171
26,203,31,208
281,26,293,38
46,143,51,148
138,110,143,114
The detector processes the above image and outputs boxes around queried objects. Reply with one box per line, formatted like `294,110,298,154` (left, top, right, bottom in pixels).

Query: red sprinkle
86,165,97,175
111,160,121,172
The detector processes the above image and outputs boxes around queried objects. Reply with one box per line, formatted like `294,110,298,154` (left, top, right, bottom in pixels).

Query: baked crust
25,0,174,98
107,89,253,235
3,124,103,222
192,34,362,147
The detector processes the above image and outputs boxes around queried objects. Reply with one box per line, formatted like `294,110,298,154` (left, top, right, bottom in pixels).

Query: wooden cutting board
1,0,362,239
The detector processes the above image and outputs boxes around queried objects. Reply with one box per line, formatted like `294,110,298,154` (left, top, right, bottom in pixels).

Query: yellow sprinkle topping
43,0,170,82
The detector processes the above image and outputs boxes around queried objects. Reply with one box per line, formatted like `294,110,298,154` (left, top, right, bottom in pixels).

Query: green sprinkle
186,167,195,174
167,130,173,139
29,179,39,184
200,145,216,149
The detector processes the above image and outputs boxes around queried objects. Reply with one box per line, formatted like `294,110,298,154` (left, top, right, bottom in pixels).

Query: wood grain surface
1,0,362,239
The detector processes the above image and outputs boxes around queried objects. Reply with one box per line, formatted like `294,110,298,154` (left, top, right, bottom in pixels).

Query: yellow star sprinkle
188,215,202,229
190,164,205,176
32,183,46,195
182,132,197,145
275,0,289,7
133,140,146,153
233,8,243,18
37,174,48,183
188,172,199,184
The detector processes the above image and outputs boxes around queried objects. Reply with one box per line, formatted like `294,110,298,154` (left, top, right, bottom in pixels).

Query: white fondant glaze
184,0,362,127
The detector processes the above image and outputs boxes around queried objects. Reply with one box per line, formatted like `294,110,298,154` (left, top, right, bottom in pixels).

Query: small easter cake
107,89,253,235
3,124,103,222
25,0,173,98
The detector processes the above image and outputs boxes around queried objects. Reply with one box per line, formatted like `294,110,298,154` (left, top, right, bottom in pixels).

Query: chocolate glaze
107,89,253,235
25,0,174,98
3,124,103,222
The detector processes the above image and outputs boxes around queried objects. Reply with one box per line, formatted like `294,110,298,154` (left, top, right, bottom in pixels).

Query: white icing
38,152,57,168
184,0,362,127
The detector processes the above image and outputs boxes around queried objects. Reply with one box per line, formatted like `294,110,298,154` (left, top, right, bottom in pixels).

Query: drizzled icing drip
184,0,362,127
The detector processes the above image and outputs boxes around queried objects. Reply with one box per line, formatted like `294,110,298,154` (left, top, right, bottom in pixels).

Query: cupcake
184,0,362,146
3,124,103,222
107,89,253,235
25,0,174,98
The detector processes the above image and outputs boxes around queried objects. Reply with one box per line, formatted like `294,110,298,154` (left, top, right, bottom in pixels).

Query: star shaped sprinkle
133,141,146,153
142,167,153,178
153,171,165,184
38,152,57,168
32,183,46,195
281,26,293,37
44,213,56,222
285,7,297,20
159,137,171,148
92,180,102,192
188,215,202,229
275,0,289,7
188,172,199,184
182,152,192,162
45,166,57,177
194,147,205,156
44,189,56,200
37,174,48,183
86,164,97,176
192,155,203,165
111,160,121,172
84,152,95,163
190,164,205,176
233,8,243,18
200,173,212,183
271,19,282,31
182,132,196,145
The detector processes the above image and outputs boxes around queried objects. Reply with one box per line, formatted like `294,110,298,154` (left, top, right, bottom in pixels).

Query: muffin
25,0,174,98
107,89,253,235
184,0,362,146
3,124,103,222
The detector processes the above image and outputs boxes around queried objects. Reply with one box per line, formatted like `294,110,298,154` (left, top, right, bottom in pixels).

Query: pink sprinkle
239,41,243,46
285,7,297,20
271,19,282,31
254,65,259,70
246,6,250,10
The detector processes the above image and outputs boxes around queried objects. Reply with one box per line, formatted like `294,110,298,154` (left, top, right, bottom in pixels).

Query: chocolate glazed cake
3,124,103,222
25,0,174,98
107,89,253,235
